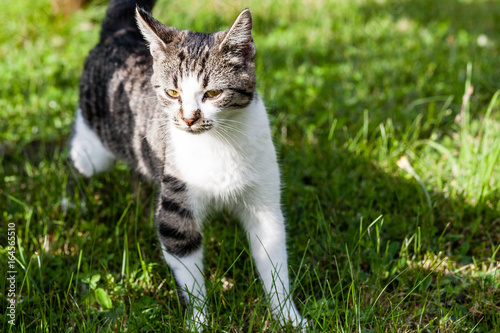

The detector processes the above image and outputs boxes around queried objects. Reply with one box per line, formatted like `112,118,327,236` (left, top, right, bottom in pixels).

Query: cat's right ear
135,7,178,60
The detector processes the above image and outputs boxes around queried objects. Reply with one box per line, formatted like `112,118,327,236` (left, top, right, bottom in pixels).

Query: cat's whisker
216,123,252,141
213,129,243,154
212,128,235,149
211,127,258,170
218,125,248,138
220,118,247,126
212,125,237,143
218,121,251,136
215,119,245,130
214,127,246,149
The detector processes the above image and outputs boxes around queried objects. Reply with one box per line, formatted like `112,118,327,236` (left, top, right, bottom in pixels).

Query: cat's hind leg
69,109,115,177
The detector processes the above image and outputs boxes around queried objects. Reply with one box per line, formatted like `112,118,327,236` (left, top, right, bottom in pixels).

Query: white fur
162,246,207,330
168,80,305,329
179,76,206,119
176,75,227,121
241,207,304,326
172,76,277,198
70,109,115,177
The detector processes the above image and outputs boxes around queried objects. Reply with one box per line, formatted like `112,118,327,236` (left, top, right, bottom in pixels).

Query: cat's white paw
290,313,309,331
185,308,207,332
277,304,308,331
293,316,310,333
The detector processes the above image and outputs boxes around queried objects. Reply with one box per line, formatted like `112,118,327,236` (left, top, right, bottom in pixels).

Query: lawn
1,0,499,331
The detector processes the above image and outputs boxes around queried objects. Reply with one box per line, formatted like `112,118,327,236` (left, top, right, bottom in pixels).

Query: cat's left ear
136,7,178,60
219,9,255,59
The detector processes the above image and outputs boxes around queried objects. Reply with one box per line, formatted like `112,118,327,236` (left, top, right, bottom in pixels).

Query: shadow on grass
280,141,500,330
281,138,500,261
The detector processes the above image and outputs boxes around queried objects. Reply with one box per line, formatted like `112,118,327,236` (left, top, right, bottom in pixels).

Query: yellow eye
165,89,180,98
204,90,222,99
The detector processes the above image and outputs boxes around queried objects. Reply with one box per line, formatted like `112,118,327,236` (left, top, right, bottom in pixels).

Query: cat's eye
204,90,223,99
165,89,180,99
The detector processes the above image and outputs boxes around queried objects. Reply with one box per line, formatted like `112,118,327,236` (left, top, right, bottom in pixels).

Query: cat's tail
99,0,156,41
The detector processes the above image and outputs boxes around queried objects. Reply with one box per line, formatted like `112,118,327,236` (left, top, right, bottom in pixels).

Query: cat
69,0,305,330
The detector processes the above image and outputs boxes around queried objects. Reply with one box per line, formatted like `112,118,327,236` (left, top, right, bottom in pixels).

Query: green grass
1,0,500,331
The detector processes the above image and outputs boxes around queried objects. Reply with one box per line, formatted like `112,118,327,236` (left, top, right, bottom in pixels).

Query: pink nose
182,117,199,126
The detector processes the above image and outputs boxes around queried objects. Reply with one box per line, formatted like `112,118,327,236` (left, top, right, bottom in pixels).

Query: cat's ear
135,7,178,60
219,9,255,59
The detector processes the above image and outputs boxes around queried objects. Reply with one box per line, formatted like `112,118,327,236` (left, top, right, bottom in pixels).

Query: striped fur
69,0,305,331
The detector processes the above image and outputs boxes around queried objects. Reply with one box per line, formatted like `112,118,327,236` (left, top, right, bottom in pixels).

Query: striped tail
99,0,157,41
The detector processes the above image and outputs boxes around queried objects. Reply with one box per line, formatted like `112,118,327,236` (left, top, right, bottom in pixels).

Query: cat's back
77,1,164,176
79,29,152,121
79,0,156,128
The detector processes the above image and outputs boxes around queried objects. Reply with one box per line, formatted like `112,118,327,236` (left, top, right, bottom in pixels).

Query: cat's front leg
155,175,207,331
237,203,306,329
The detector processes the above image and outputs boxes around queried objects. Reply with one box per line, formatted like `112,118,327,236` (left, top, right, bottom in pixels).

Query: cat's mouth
173,115,214,134
181,126,212,134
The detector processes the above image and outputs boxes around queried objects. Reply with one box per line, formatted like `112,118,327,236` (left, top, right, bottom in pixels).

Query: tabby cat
70,0,305,330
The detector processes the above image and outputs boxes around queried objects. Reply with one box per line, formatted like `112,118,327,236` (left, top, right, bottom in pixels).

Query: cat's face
136,8,256,134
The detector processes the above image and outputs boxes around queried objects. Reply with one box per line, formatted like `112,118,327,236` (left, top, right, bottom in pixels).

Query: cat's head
136,7,256,134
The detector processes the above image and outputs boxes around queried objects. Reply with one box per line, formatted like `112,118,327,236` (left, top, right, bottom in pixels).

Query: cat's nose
182,110,202,126
182,117,199,126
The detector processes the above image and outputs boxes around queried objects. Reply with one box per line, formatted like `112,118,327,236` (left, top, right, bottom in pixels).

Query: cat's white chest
171,129,259,196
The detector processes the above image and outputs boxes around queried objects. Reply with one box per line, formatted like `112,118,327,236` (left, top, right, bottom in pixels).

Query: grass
1,0,499,331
